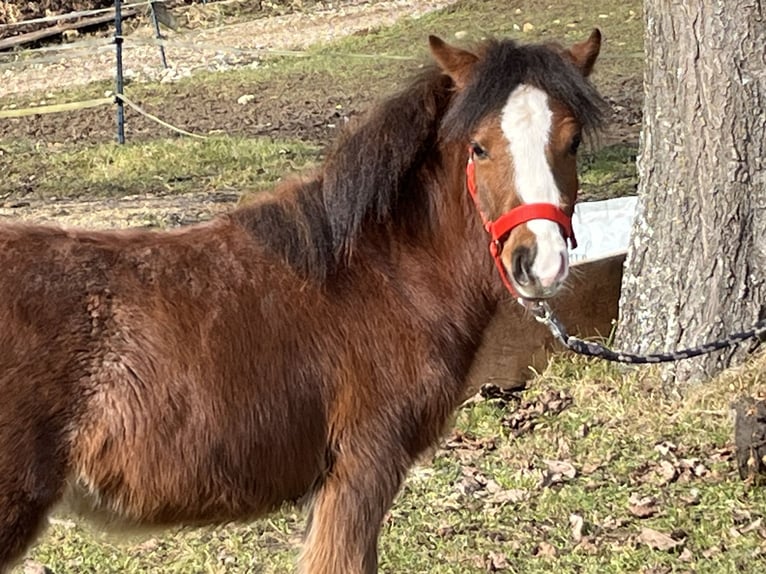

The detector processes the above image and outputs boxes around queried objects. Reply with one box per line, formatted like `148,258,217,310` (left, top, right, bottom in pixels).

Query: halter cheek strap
466,152,577,296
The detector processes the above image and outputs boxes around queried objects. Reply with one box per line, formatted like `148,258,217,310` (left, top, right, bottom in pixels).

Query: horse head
431,29,604,301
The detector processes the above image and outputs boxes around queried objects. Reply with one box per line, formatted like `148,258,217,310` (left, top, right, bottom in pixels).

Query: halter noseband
465,150,577,297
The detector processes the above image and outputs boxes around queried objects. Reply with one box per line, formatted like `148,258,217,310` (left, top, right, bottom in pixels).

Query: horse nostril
511,245,536,287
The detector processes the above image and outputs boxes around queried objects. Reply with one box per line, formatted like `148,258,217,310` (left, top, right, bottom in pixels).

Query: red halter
466,150,577,297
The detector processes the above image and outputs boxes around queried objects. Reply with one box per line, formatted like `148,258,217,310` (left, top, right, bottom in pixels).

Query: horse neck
356,139,502,320
430,141,503,303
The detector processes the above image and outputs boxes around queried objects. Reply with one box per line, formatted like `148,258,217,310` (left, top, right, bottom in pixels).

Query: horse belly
66,364,327,530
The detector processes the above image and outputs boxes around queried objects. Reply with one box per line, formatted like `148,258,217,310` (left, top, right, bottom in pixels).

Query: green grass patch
0,136,319,199
580,143,638,200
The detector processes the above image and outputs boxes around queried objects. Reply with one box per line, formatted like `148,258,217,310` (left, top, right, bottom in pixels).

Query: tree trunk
616,1,766,385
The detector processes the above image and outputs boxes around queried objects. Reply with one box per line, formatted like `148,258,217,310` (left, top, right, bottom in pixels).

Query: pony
0,29,605,573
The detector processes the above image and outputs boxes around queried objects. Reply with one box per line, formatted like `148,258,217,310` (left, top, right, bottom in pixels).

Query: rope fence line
0,92,214,142
132,36,420,60
116,93,209,139
0,97,113,118
0,31,646,71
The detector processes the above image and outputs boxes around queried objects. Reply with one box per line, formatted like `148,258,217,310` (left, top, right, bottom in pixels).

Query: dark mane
233,37,606,281
320,67,455,262
233,66,455,281
442,39,607,140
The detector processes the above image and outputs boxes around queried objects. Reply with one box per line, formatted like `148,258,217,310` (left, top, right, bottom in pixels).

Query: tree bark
616,1,766,385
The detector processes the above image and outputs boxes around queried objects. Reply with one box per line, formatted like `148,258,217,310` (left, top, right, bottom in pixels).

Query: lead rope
527,301,766,364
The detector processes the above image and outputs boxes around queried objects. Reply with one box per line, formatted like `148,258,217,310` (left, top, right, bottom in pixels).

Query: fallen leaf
575,536,599,554
533,541,558,558
656,460,678,485
484,479,502,494
456,474,484,497
23,562,53,574
570,513,585,542
452,448,482,465
601,515,629,530
639,527,685,551
733,509,752,525
501,390,572,437
547,459,577,479
679,458,709,478
628,494,659,518
236,94,255,105
740,518,763,535
711,446,735,463
485,551,509,571
654,441,677,456
446,430,497,452
679,547,694,562
581,461,601,475
479,384,523,403
539,459,577,488
487,488,528,505
702,545,722,558
680,488,701,506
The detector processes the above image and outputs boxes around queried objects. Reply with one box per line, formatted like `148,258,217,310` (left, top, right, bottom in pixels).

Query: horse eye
471,141,488,159
569,134,582,155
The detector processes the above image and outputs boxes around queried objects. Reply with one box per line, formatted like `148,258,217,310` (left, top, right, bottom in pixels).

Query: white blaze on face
500,84,568,288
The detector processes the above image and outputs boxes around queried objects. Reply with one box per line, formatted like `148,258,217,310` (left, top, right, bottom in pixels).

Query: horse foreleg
0,483,62,573
0,432,66,573
299,440,406,574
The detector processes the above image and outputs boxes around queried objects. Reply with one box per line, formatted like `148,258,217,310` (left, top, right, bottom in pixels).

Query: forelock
441,39,606,141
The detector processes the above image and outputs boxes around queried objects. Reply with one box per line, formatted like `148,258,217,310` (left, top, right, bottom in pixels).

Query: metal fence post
150,1,169,69
114,0,125,144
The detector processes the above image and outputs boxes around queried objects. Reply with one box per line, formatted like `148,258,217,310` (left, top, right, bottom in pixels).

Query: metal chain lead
527,301,766,364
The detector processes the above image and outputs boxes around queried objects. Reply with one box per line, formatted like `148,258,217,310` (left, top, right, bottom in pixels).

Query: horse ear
565,28,602,76
428,35,479,89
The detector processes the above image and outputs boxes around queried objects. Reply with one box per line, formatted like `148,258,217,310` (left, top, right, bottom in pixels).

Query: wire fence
0,0,236,143
0,0,431,144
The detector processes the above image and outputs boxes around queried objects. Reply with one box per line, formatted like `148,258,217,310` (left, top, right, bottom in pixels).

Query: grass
0,136,319,198
579,144,638,200
22,353,766,573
